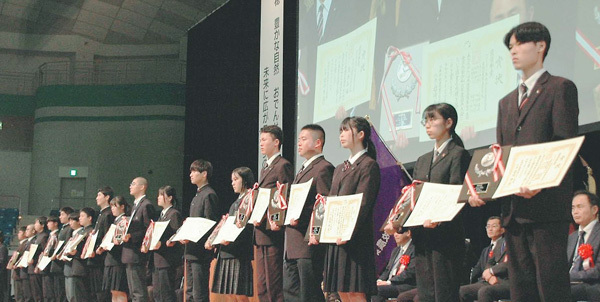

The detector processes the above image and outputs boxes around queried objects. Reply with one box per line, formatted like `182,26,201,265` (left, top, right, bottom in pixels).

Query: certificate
248,188,274,225
82,231,99,259
458,145,511,202
27,244,39,262
149,221,170,251
267,183,288,227
37,256,52,271
236,190,258,227
284,178,313,225
17,251,29,268
99,225,116,251
319,193,363,243
171,217,216,243
7,251,19,269
492,136,585,199
380,182,424,231
403,183,464,227
212,216,246,245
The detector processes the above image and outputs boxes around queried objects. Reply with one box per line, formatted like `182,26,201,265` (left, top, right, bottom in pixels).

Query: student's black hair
110,196,131,216
47,216,59,224
60,206,74,215
504,21,551,61
36,216,48,231
80,207,96,224
260,124,284,150
232,167,256,190
190,159,213,180
301,124,327,149
422,103,465,148
98,186,115,201
158,185,178,206
339,116,377,160
69,212,80,221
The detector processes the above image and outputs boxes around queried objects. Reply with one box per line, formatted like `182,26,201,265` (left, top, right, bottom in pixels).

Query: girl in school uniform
410,103,470,302
97,196,130,302
206,167,255,301
321,116,381,302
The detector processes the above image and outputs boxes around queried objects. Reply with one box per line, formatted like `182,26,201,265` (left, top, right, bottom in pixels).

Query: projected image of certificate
319,193,363,243
171,217,216,243
248,188,274,225
403,183,464,227
284,178,313,225
493,136,585,199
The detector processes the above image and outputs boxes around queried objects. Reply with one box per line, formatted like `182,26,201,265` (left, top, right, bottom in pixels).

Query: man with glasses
459,216,510,302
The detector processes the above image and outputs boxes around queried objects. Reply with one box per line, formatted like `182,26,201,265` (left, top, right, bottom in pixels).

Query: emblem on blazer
475,151,495,177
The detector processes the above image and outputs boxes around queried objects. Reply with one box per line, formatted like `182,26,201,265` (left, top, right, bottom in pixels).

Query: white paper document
492,136,585,199
37,256,52,271
17,251,30,268
149,221,170,250
171,217,216,243
319,193,363,243
83,231,99,259
248,188,273,225
27,244,39,262
403,183,464,227
212,216,246,244
99,225,116,251
284,178,314,225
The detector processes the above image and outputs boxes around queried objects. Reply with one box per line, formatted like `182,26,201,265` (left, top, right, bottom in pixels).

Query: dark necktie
317,3,325,40
519,83,529,110
297,165,305,176
571,231,586,272
433,150,440,163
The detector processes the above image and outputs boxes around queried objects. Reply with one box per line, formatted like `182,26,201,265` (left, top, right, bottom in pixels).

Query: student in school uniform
316,116,381,302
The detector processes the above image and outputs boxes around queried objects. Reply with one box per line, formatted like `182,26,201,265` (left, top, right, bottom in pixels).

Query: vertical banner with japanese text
258,0,284,176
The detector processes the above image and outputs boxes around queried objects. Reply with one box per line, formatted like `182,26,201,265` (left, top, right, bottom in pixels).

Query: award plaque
267,182,288,228
458,145,511,202
236,187,258,227
380,181,424,231
304,195,327,241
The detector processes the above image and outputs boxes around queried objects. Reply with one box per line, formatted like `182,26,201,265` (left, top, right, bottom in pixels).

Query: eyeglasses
421,116,442,126
485,225,501,229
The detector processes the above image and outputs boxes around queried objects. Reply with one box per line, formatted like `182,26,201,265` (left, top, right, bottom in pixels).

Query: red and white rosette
239,183,259,225
308,194,327,237
387,180,423,223
579,243,595,270
464,144,506,200
396,254,411,275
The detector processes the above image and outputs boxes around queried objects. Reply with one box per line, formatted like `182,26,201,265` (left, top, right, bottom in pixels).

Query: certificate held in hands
492,136,585,199
170,217,216,243
319,193,363,244
458,144,511,202
267,182,289,227
285,178,313,225
403,183,464,227
248,188,275,225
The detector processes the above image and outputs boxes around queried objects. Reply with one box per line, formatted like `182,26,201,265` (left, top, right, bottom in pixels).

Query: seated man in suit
371,229,416,302
459,216,510,302
569,190,600,301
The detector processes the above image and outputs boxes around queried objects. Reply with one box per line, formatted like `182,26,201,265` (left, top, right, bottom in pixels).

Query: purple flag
370,123,412,273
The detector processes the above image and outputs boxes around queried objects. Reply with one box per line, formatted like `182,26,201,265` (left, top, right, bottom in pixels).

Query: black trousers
52,274,67,302
283,256,324,302
42,274,55,302
125,264,149,302
185,260,210,302
153,267,177,302
459,281,510,302
505,221,570,302
372,283,416,302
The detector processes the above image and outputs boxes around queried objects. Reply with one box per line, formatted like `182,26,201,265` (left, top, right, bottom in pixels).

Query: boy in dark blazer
28,217,49,302
255,125,294,302
88,187,115,302
64,210,94,302
471,22,579,301
123,177,156,302
50,207,74,302
283,124,334,302
185,160,218,302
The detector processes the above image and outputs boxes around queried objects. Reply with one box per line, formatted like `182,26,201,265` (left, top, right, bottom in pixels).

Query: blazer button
517,126,522,132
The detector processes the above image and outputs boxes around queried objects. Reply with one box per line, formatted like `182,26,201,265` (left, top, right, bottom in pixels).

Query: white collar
134,195,146,206
434,137,453,154
301,153,324,170
266,152,282,167
115,213,125,220
490,237,501,247
520,68,546,95
348,149,367,165
579,219,598,238
400,239,412,253
73,227,83,233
